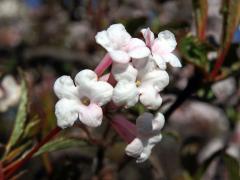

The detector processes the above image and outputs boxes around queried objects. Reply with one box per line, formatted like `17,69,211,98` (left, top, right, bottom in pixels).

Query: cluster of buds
53,24,181,162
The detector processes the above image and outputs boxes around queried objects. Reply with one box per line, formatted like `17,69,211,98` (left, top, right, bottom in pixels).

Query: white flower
141,28,182,69
95,24,150,63
125,112,165,163
0,75,21,112
112,59,169,109
53,69,113,129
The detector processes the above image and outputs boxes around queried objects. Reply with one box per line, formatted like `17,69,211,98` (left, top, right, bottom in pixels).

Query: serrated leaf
5,78,28,154
35,137,89,156
223,153,240,180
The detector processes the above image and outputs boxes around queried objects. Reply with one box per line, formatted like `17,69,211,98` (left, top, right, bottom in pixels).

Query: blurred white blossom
0,75,21,112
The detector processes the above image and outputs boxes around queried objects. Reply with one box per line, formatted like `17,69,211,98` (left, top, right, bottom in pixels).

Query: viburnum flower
0,75,21,112
125,112,165,163
53,69,113,128
112,59,169,109
141,28,182,69
95,23,150,64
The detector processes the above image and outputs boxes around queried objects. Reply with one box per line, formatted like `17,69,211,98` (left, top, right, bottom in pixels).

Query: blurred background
0,0,240,179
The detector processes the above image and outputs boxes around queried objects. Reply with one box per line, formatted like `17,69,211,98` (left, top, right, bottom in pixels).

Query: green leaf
35,137,89,156
223,153,240,180
5,78,28,154
179,35,210,72
22,116,40,139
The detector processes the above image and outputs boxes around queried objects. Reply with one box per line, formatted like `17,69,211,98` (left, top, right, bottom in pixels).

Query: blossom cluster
53,24,181,162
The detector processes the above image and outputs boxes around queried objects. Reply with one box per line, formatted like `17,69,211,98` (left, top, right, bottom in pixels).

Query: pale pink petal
136,112,165,138
53,76,79,99
55,99,80,128
140,70,169,92
127,38,150,59
109,50,130,63
139,86,162,110
112,63,137,82
95,30,112,51
107,24,131,48
89,81,113,106
141,28,155,47
151,31,177,56
125,138,144,157
112,80,139,107
162,53,182,67
78,103,103,127
151,54,167,70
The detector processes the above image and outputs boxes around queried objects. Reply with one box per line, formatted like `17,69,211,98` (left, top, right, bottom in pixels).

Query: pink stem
110,115,137,143
0,161,4,180
94,53,112,77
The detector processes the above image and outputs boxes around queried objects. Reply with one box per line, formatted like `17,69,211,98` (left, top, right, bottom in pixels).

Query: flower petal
53,76,79,99
55,99,80,128
109,50,130,63
151,54,167,70
89,81,113,106
157,30,177,53
136,112,165,138
141,28,155,47
125,138,144,158
162,53,182,67
107,24,131,48
112,80,139,107
95,30,112,51
139,86,162,110
112,63,137,82
136,135,162,163
78,103,103,127
141,70,169,92
127,38,150,59
75,69,113,106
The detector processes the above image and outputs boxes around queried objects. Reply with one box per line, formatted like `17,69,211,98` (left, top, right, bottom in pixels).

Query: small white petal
109,50,130,63
136,135,162,163
127,38,150,59
89,81,113,106
79,103,103,127
74,69,97,87
151,54,167,70
162,53,182,67
157,30,177,53
107,24,131,48
139,86,162,110
112,63,137,82
141,70,169,92
136,113,165,138
125,138,144,158
112,80,139,107
128,46,150,59
141,28,155,46
95,30,112,51
53,76,78,99
75,69,113,106
55,99,80,128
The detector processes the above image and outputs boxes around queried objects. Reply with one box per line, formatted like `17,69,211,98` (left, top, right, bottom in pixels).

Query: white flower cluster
53,23,181,162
